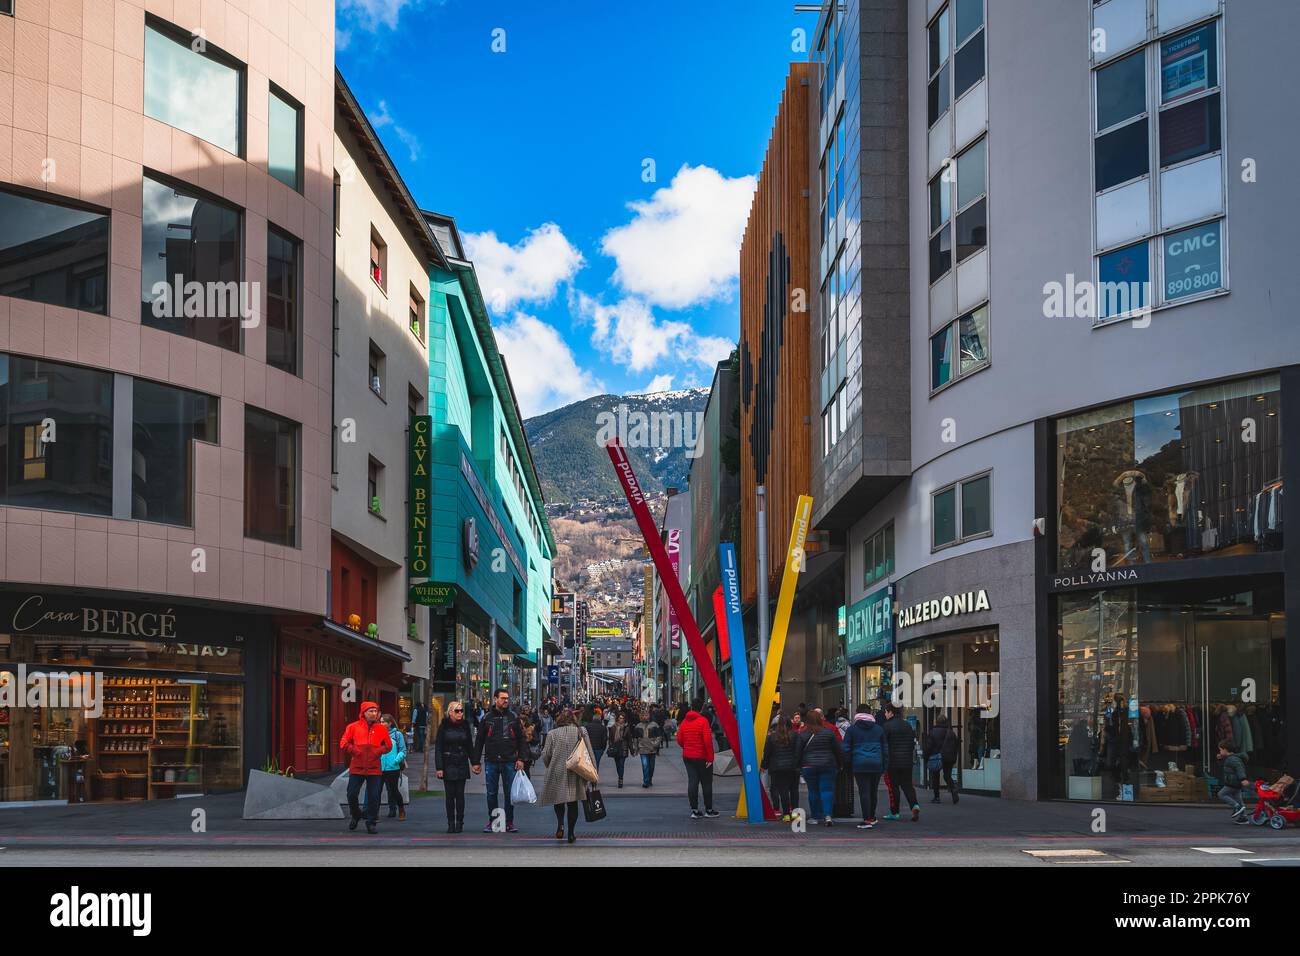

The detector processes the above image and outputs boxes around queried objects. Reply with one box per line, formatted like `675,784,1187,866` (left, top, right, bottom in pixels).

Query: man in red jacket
677,698,719,819
340,701,392,833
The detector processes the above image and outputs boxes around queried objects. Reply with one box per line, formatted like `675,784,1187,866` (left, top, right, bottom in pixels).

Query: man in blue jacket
842,703,890,829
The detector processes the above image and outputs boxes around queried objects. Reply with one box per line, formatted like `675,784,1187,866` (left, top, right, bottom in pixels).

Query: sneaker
506,824,519,834
824,816,833,827
1231,805,1248,820
1234,816,1251,825
883,813,901,821
857,819,875,829
690,810,703,819
704,809,720,818
482,823,494,833
911,805,920,822
642,783,650,789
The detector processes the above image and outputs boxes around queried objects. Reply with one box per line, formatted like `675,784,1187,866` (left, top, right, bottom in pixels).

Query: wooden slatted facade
739,63,813,606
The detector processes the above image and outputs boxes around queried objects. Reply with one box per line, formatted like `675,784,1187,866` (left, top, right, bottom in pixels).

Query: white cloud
641,374,674,393
574,292,734,375
464,223,585,313
337,0,423,30
493,313,604,417
370,100,421,162
600,164,757,310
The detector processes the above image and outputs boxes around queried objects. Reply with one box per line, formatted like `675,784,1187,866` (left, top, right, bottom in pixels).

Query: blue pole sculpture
719,542,764,824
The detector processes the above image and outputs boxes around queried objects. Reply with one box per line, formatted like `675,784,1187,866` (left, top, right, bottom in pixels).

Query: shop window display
1057,374,1282,573
1056,582,1285,803
0,634,243,803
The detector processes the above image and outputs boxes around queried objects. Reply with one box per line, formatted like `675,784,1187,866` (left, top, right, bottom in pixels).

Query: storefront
1049,372,1291,803
275,619,409,776
844,585,894,714
0,589,271,804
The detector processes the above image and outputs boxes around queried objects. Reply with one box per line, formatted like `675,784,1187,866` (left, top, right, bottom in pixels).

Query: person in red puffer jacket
340,701,392,833
676,699,718,819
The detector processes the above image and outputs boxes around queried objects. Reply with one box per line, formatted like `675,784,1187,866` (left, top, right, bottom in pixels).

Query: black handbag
582,785,607,822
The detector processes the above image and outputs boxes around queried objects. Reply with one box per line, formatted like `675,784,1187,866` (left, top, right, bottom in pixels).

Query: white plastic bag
511,769,537,804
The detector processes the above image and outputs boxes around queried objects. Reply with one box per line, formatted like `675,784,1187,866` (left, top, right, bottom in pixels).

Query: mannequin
1165,471,1201,554
1113,469,1153,564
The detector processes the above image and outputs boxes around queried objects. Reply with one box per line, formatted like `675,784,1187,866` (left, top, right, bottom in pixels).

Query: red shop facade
274,620,410,776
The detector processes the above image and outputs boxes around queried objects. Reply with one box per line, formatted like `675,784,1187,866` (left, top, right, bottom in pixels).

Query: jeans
802,769,835,819
769,769,799,816
413,725,426,753
612,754,626,781
684,758,713,811
444,778,466,824
1218,785,1254,813
484,761,517,824
640,753,657,784
888,768,919,812
929,760,957,800
591,748,605,771
381,769,403,813
853,771,881,820
347,773,382,825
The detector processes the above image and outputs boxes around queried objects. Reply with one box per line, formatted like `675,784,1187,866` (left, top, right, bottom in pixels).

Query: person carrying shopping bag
379,713,407,821
923,714,960,805
538,710,597,844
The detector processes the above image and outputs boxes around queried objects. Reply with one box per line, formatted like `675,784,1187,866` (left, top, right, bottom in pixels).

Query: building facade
0,0,335,799
799,0,1299,802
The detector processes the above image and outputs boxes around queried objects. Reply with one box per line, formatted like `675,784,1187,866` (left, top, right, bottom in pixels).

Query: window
144,19,243,156
927,6,950,127
930,304,989,391
132,379,217,526
953,1,985,100
409,286,425,343
367,458,383,514
306,685,326,757
0,1,12,16
267,84,302,192
369,229,387,292
140,174,242,351
0,355,113,515
928,172,951,282
930,0,984,126
933,472,992,550
0,186,109,313
1055,374,1282,573
244,407,298,546
368,342,385,399
266,226,301,375
863,522,895,587
1091,12,1226,320
333,172,342,233
955,136,987,262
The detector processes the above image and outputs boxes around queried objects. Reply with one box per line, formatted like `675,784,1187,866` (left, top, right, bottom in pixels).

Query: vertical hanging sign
667,529,682,649
720,543,763,823
409,415,432,577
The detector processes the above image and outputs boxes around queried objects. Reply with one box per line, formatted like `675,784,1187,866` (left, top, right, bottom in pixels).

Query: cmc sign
1164,220,1222,302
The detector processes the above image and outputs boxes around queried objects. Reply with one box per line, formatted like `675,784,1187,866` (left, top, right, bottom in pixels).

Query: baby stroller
1248,776,1300,830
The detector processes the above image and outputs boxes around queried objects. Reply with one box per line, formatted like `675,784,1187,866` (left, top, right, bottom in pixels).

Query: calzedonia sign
896,589,990,630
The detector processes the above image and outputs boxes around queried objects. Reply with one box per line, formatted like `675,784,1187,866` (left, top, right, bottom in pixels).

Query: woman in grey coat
539,710,596,843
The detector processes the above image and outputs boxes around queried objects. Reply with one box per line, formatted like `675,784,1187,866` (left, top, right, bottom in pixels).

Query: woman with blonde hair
537,709,596,843
434,700,474,833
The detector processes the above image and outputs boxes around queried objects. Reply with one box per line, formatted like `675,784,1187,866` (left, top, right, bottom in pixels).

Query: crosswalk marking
1190,847,1252,854
1023,848,1129,864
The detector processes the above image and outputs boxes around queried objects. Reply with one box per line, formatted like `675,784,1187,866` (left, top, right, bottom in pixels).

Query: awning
314,618,412,663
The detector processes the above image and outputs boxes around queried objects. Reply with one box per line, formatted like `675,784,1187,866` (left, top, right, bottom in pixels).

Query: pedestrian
790,711,804,735
923,714,960,805
1215,743,1252,822
662,711,678,748
539,710,597,844
339,701,391,834
678,698,719,819
631,709,664,787
582,706,609,772
796,709,843,826
842,704,888,829
433,700,473,832
522,709,543,777
880,701,921,822
608,711,632,788
412,700,428,753
605,705,618,729
834,708,851,739
762,714,800,822
470,688,527,833
379,713,407,821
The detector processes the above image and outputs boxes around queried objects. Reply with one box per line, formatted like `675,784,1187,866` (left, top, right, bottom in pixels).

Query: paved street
3,748,1297,867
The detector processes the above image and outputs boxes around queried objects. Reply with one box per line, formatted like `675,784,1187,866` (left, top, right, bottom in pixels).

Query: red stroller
1248,777,1300,830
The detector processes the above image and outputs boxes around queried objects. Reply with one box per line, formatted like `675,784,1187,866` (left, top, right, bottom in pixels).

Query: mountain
524,388,710,507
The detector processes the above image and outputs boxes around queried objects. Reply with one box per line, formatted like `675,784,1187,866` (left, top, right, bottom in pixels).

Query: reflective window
1094,118,1149,191
953,27,984,100
1055,374,1282,573
863,522,895,587
132,378,218,526
1159,92,1221,167
956,137,986,210
0,355,113,514
141,174,242,351
0,186,108,313
144,20,242,156
268,86,302,191
932,305,988,390
244,407,298,546
933,486,957,548
1096,49,1146,132
955,0,983,47
933,472,992,549
266,226,300,375
929,224,952,283
956,199,986,263
931,325,953,390
1097,240,1150,321
961,474,991,536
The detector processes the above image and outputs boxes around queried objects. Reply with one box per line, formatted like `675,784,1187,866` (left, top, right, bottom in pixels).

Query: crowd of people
337,690,968,836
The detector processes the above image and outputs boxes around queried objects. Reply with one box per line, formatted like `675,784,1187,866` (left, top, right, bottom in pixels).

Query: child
1215,743,1251,822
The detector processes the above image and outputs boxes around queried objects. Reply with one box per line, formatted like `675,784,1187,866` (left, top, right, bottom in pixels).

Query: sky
336,0,814,417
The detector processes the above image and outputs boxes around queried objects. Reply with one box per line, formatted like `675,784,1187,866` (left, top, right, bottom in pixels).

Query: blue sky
337,0,812,417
